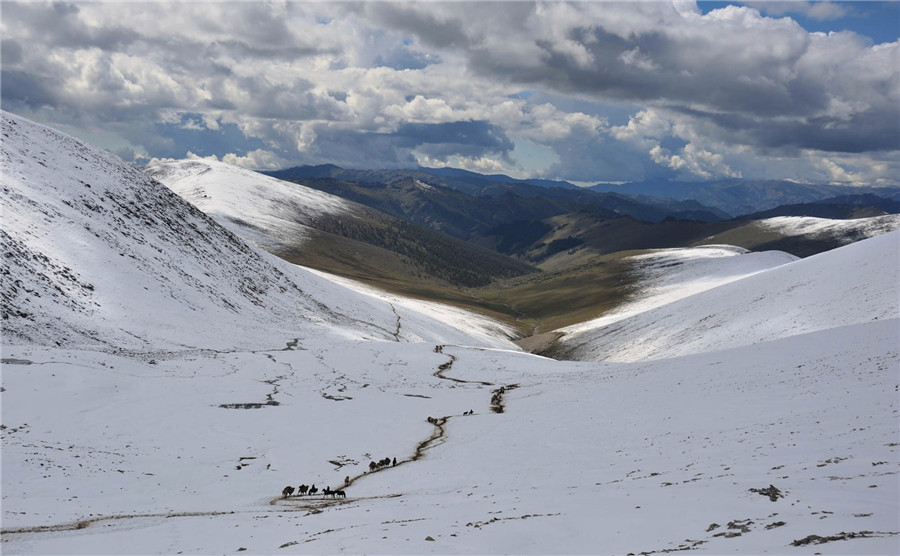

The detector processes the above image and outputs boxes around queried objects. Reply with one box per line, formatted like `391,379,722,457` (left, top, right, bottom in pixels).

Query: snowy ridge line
144,156,354,253
757,214,900,240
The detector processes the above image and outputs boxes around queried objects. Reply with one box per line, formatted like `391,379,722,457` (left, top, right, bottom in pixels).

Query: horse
308,485,318,496
282,485,295,498
335,489,346,498
322,487,334,498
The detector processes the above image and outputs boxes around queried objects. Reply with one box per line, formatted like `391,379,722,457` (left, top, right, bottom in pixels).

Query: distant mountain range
589,179,900,217
263,164,900,263
265,165,731,225
268,164,900,220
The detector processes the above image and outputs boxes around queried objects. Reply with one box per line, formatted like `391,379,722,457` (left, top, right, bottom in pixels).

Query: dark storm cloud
365,3,473,50
293,127,420,169
1,70,58,110
673,103,900,154
4,1,139,51
1,39,24,65
208,39,329,61
395,121,514,155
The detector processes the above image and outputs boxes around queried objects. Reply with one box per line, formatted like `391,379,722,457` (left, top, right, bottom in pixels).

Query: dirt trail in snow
1,510,240,535
283,344,507,498
432,345,494,386
312,347,470,492
2,344,509,535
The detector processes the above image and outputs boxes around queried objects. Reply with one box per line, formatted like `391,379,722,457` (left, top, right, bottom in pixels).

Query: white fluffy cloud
1,1,897,184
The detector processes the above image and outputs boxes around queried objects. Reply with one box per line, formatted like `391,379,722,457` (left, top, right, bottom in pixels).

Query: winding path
3,344,517,535
278,344,511,503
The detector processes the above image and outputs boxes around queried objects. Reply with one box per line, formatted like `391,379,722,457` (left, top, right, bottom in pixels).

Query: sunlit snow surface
562,245,799,336
557,232,899,363
2,111,899,554
758,214,900,240
144,156,354,251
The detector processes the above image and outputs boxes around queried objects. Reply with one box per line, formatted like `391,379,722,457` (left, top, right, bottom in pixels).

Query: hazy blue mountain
589,179,900,217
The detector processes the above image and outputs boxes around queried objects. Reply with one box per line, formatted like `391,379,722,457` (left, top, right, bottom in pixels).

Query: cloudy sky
2,1,898,185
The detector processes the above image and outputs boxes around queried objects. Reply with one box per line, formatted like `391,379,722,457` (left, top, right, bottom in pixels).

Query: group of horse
280,456,397,500
281,483,346,499
369,457,396,471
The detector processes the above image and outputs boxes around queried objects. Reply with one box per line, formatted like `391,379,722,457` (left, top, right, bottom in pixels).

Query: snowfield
2,111,899,554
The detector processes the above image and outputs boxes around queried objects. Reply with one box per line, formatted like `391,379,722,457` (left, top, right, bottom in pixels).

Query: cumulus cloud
745,1,848,21
1,1,896,184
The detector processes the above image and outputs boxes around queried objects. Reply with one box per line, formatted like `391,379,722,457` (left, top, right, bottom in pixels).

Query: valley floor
3,318,898,554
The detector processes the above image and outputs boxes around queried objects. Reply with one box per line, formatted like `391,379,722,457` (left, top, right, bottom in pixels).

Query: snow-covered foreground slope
2,112,897,554
144,157,353,251
557,230,900,362
3,319,897,554
0,111,516,352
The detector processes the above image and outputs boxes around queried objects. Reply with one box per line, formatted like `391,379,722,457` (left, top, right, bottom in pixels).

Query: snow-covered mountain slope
562,245,798,334
556,230,900,362
0,111,516,352
144,157,353,251
757,214,900,242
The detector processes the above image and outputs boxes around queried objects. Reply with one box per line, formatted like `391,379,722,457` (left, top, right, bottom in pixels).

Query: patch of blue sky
152,114,267,160
520,90,636,127
511,137,560,176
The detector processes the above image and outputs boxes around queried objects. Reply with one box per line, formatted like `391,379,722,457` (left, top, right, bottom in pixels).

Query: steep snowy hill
556,230,900,362
0,111,516,352
144,156,354,252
